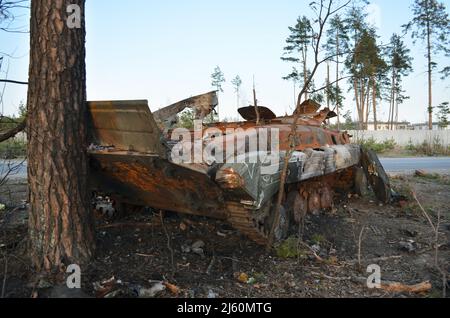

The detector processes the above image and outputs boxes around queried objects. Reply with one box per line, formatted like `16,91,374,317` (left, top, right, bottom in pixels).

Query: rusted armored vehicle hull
88,97,390,245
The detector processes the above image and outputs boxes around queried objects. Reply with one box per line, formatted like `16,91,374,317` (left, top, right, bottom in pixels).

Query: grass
359,137,397,154
414,172,450,186
311,234,326,245
405,138,450,157
357,136,450,157
275,237,307,259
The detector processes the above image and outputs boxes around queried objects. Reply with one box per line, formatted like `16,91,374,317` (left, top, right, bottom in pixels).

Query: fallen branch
97,222,154,230
218,256,252,265
412,189,447,297
344,255,403,265
312,272,432,294
352,277,432,294
411,191,436,232
380,281,432,294
311,271,351,281
135,253,155,258
300,242,324,262
160,212,175,273
206,255,216,275
1,256,7,298
357,226,366,267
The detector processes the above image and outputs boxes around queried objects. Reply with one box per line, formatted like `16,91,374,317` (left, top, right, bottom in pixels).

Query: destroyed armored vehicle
87,92,391,245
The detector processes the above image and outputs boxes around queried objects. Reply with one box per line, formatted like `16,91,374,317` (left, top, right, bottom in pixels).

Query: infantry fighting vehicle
87,92,390,245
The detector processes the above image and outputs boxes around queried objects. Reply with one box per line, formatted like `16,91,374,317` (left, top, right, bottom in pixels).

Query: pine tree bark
389,69,394,130
326,62,330,108
302,46,308,101
27,0,95,272
372,78,377,131
353,80,362,130
335,29,340,130
426,17,433,130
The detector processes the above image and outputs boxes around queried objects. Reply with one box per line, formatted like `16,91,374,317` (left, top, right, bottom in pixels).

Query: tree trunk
392,73,397,130
372,78,377,131
27,0,95,272
353,79,362,130
426,18,433,130
326,62,330,109
364,82,370,130
360,79,366,130
335,32,340,130
395,99,399,124
303,46,308,101
389,69,394,130
293,80,297,110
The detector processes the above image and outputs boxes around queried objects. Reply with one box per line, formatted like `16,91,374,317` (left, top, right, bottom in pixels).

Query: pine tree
27,0,95,272
345,5,371,130
403,0,450,130
437,102,450,129
324,14,349,128
384,34,413,130
346,29,386,130
281,16,313,102
231,75,242,110
211,66,225,119
211,66,226,92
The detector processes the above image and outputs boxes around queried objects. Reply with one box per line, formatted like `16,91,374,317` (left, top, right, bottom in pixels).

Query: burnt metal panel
90,152,227,219
238,106,277,121
87,100,166,157
153,91,218,129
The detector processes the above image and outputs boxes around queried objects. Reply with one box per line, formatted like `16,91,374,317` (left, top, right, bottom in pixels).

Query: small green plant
405,138,415,151
311,234,326,245
360,137,396,153
275,237,306,259
251,272,266,284
414,172,450,186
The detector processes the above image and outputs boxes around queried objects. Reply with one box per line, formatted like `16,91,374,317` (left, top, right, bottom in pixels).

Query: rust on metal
153,91,218,130
89,152,227,219
87,97,391,246
296,100,321,115
238,106,277,121
88,100,166,157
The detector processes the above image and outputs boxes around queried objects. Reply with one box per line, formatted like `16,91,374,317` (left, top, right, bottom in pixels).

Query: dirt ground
0,173,449,298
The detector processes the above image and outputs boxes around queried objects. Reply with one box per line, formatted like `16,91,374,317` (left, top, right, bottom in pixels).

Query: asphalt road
0,157,449,180
379,157,450,174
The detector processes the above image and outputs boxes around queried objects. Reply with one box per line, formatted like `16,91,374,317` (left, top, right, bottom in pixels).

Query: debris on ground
399,240,419,253
415,170,428,178
138,282,166,298
237,273,249,284
191,240,205,257
380,281,432,294
164,282,180,295
0,173,449,298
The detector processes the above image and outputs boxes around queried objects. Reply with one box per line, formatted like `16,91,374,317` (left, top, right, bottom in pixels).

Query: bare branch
307,75,352,94
267,0,351,249
0,79,28,85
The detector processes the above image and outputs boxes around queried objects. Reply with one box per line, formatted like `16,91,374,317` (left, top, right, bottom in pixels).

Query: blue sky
0,0,449,124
